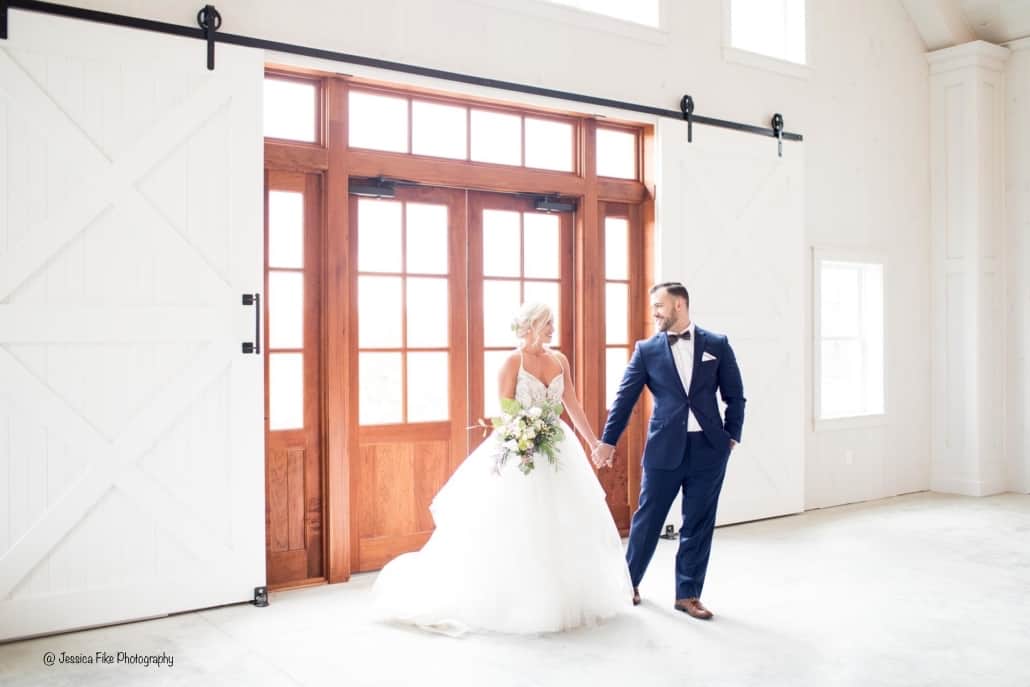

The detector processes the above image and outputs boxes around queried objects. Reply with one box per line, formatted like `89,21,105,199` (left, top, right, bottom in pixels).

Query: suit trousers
625,431,729,600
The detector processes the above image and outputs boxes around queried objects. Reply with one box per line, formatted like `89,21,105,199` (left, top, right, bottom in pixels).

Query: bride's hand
591,442,615,469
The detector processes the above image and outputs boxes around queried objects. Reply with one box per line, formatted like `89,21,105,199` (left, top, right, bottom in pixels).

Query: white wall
1007,38,1030,494
49,0,934,509
802,1,932,508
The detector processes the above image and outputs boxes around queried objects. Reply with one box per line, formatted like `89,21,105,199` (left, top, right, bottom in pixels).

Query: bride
370,302,633,635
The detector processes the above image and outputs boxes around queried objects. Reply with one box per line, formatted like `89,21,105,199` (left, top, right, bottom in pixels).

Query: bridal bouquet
480,398,565,475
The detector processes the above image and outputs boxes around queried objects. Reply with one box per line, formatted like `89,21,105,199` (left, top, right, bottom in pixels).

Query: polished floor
1,492,1028,686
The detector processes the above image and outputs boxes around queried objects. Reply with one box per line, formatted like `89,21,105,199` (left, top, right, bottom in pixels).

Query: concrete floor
1,492,1028,687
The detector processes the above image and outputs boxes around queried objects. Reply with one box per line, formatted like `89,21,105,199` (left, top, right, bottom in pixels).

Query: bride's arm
497,353,520,405
553,351,599,450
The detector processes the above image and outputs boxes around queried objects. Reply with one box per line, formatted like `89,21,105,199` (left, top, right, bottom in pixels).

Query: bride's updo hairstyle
511,302,553,347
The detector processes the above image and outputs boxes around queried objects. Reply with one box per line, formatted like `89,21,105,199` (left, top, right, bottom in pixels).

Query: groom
593,282,745,620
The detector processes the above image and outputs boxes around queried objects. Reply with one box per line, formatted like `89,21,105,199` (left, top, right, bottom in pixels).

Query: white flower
504,439,519,451
528,406,543,418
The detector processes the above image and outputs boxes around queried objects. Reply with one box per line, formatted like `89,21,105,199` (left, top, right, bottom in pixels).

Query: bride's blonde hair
512,302,553,347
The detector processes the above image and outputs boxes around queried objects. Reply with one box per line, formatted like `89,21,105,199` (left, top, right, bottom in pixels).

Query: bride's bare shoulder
498,351,522,374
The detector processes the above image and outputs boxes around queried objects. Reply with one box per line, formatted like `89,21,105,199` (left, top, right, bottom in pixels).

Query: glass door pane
469,192,574,426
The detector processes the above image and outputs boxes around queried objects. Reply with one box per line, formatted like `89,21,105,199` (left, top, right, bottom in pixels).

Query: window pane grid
359,201,451,426
481,206,567,417
266,181,309,431
348,90,581,173
603,211,633,408
482,209,562,349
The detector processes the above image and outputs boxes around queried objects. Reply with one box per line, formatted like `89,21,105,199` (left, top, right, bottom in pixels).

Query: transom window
261,76,643,183
348,89,576,173
263,76,319,143
596,127,638,180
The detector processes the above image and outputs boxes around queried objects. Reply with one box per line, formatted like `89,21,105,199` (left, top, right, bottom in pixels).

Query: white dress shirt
668,321,703,432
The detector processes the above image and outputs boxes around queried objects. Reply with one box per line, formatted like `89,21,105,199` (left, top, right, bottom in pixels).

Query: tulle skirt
370,421,633,635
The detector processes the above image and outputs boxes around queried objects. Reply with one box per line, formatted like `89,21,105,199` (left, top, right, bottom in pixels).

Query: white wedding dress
370,359,633,635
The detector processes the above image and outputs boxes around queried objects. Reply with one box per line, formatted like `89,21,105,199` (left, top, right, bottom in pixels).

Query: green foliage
489,399,565,475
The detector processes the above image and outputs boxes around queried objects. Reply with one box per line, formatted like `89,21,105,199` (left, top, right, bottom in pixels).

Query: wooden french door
351,188,575,571
351,186,469,571
264,171,325,588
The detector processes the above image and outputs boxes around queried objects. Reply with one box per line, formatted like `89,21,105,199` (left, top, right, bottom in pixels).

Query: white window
728,0,806,65
815,256,884,423
545,0,660,28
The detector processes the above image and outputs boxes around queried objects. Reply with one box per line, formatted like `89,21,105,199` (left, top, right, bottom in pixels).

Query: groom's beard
655,317,673,332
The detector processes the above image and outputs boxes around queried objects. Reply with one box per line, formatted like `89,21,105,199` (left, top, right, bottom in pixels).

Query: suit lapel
655,332,690,398
686,326,705,397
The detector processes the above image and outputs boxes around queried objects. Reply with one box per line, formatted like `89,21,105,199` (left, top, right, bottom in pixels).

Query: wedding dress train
370,362,633,635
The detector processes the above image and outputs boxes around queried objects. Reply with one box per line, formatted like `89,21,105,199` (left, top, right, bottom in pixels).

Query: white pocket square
702,352,717,362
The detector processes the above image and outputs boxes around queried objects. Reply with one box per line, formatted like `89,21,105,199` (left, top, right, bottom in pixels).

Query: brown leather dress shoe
632,587,641,606
674,597,713,620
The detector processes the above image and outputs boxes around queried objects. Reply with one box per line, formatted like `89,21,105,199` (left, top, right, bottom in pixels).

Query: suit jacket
601,326,746,470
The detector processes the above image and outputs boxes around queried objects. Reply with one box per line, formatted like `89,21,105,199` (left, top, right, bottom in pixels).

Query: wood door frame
266,70,654,582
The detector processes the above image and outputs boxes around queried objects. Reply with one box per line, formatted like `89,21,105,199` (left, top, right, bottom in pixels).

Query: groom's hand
592,442,615,469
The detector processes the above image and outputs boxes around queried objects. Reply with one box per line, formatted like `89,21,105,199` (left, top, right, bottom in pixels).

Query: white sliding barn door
656,120,805,526
0,11,264,640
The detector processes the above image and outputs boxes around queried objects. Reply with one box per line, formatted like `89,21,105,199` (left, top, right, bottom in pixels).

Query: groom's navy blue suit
601,325,745,600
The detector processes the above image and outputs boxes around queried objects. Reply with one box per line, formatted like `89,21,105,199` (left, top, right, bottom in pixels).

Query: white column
929,40,1009,496
1006,38,1030,494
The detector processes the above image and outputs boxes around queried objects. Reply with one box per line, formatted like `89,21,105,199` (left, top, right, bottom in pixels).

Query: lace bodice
515,357,565,407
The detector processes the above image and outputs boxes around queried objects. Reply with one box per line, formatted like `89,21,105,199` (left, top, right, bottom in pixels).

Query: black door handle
242,293,260,354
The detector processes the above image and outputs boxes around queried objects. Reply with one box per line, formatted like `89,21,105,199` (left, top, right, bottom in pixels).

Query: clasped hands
589,441,615,469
